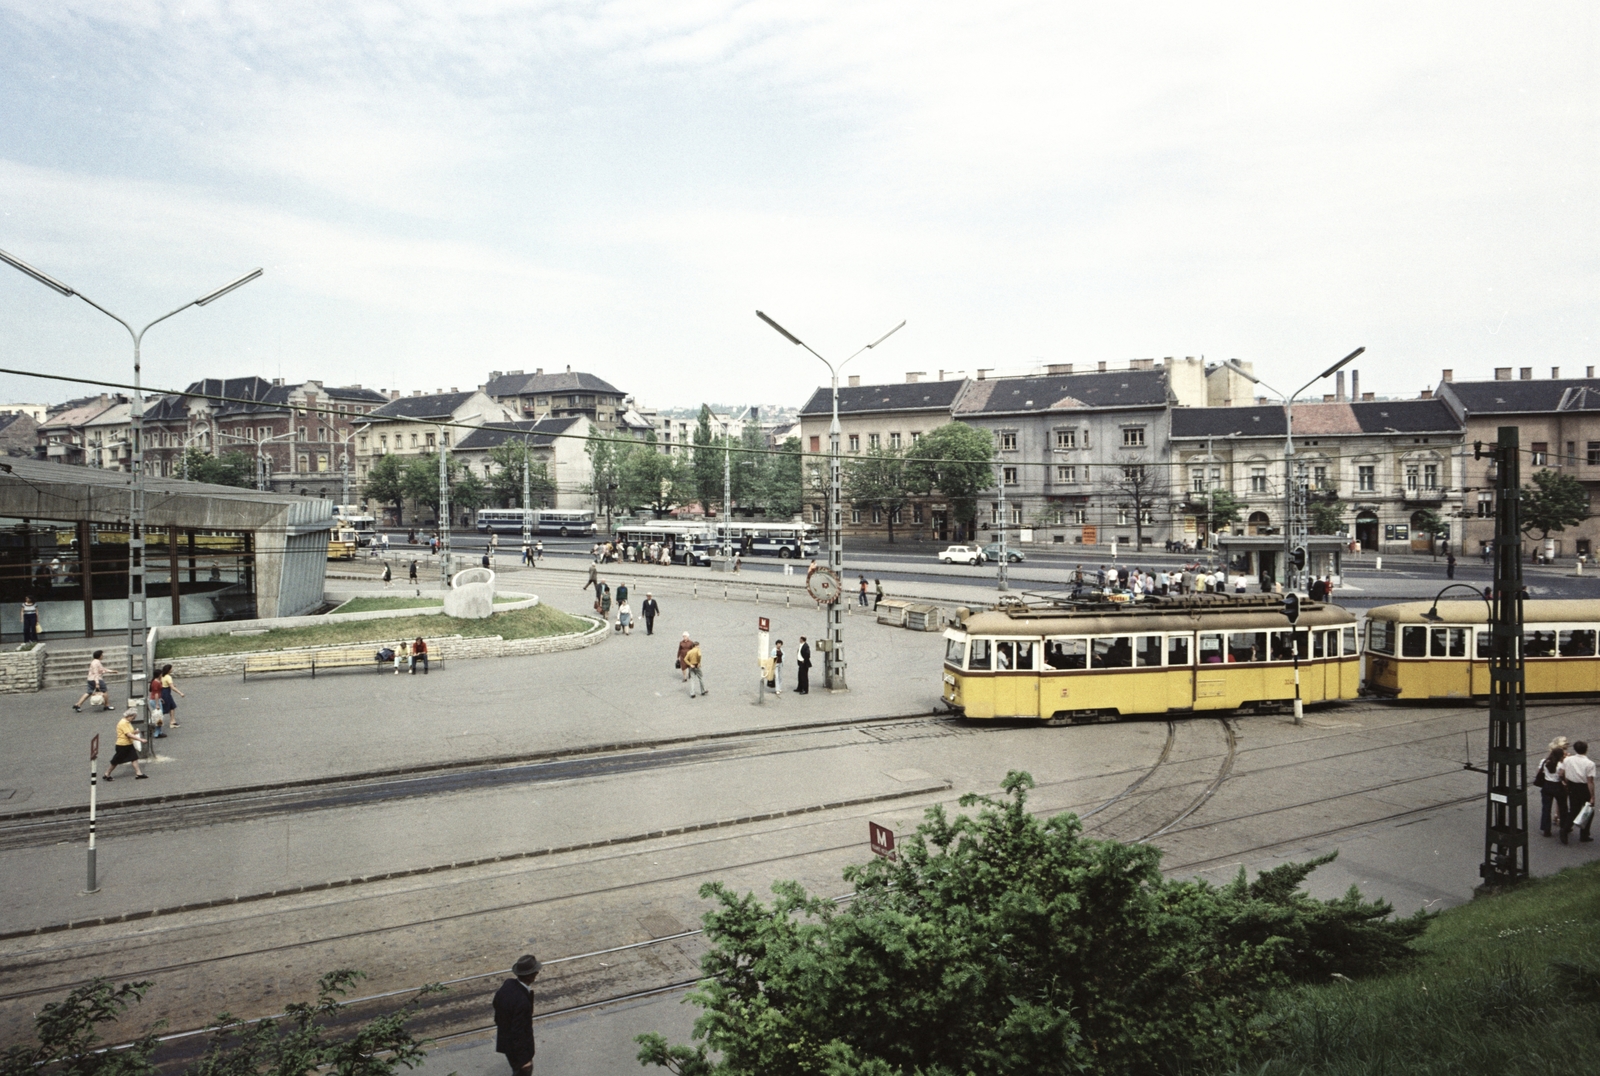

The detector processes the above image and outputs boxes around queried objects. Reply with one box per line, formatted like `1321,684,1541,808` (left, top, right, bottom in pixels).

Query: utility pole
1479,425,1528,888
521,435,533,559
996,462,1008,591
723,415,733,564
438,426,452,587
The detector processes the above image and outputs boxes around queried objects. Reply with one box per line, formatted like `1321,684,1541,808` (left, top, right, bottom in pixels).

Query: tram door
994,640,1040,717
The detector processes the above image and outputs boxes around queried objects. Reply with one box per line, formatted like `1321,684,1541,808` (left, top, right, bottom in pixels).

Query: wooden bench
243,644,441,681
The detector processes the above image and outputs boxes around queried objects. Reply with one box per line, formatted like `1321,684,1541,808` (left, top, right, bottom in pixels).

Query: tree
637,773,1427,1076
2,971,441,1076
845,446,912,542
452,469,491,517
620,438,686,516
1209,487,1243,534
761,436,803,520
1103,457,1168,548
1412,507,1446,558
585,432,633,523
181,447,255,488
1309,491,1346,535
904,423,995,542
401,454,449,518
362,454,406,519
486,440,554,508
692,405,721,515
1521,468,1589,541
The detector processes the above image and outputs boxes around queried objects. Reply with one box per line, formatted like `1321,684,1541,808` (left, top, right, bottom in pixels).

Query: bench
242,644,443,681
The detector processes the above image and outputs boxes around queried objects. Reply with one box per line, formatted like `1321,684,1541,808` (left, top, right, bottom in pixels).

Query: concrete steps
39,645,136,691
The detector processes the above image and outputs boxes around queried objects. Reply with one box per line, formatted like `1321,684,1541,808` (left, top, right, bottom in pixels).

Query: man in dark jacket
796,636,811,694
494,953,541,1073
641,593,660,635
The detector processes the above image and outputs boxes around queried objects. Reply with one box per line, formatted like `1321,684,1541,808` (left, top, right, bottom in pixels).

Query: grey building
452,416,595,511
483,369,628,431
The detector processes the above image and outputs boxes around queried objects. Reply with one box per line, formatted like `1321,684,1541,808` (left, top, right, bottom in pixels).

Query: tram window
1296,630,1310,659
1368,619,1394,655
1167,636,1190,666
1135,636,1162,667
945,638,967,666
1092,636,1133,668
1312,631,1325,659
1014,641,1036,670
1342,626,1357,655
1045,638,1087,670
969,639,992,670
1431,628,1467,658
996,642,1014,670
1228,631,1266,662
1199,633,1224,664
1476,630,1492,659
1401,626,1427,658
1271,631,1306,661
1524,631,1557,658
1559,630,1596,657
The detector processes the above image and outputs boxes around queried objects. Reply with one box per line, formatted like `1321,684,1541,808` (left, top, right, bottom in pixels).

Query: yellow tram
941,596,1360,721
1364,599,1600,699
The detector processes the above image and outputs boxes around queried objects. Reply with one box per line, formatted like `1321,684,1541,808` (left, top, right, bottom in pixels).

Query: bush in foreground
637,772,1427,1076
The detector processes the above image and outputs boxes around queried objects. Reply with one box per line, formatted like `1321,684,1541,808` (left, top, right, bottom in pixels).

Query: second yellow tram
942,596,1360,721
1364,599,1600,698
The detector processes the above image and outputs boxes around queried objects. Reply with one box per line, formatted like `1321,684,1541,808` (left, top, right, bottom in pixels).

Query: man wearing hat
493,954,541,1073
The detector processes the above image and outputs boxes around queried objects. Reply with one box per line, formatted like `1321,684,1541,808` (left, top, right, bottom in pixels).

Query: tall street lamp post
1225,347,1363,592
756,311,904,691
0,247,259,750
438,426,452,588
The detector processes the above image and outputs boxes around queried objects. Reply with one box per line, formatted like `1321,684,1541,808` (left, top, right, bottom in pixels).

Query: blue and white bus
476,509,596,537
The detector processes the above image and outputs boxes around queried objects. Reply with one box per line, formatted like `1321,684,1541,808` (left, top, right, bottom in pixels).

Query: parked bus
613,521,713,566
709,522,820,559
476,509,597,537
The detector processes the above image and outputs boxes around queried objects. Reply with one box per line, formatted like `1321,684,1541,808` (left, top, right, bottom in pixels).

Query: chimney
1257,396,1269,406
977,369,991,380
1441,369,1453,383
1351,370,1359,400
1495,367,1512,380
1552,367,1561,379
534,368,541,375
1335,371,1346,400
848,375,861,387
350,384,361,389
389,390,400,400
1520,367,1533,380
1046,363,1073,375
450,387,458,393
1097,361,1107,372
1420,388,1433,399
1323,394,1336,402
1129,358,1154,371
906,372,923,383
273,377,284,386
1362,392,1375,401
1590,366,1596,378
412,390,422,397
938,369,944,380
566,365,571,373
489,371,502,379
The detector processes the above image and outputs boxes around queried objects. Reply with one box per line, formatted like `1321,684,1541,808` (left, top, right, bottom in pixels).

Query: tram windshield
945,637,967,666
1368,619,1395,655
968,639,991,670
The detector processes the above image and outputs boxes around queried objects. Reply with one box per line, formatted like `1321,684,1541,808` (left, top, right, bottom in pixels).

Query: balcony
1402,486,1447,504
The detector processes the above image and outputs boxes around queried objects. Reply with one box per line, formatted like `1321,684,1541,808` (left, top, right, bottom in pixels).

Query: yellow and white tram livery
942,598,1360,720
1364,599,1600,699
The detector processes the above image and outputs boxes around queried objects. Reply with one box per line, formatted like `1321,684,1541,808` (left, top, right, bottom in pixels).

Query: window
1209,466,1222,487
868,433,880,449
1122,427,1146,447
1167,636,1189,665
1431,628,1468,658
426,433,436,448
1058,466,1077,483
810,435,821,452
1123,465,1144,481
1358,465,1375,491
1313,465,1327,489
1401,626,1427,657
911,431,922,443
316,454,329,472
1405,465,1418,490
1010,505,1022,525
1191,468,1205,492
442,432,450,447
379,434,387,450
1589,442,1600,465
848,434,860,452
1424,464,1438,489
890,507,902,525
1044,638,1087,670
812,504,823,524
1003,466,1019,485
1055,430,1076,450
1072,507,1087,524
1477,492,1493,516
945,638,967,666
297,454,309,472
889,432,901,449
850,506,862,524
990,503,1000,523
257,426,269,441
1092,637,1133,669
410,433,419,447
1228,632,1266,662
872,507,882,524
1568,442,1577,465
912,504,923,524
1251,467,1267,492
967,639,991,670
1531,442,1548,465
1000,431,1018,451
1135,636,1162,667
1117,507,1130,525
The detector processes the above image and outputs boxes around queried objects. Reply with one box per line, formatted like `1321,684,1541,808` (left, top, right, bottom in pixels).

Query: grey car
981,542,1025,563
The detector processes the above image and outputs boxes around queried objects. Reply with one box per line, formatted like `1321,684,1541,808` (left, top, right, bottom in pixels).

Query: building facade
452,416,595,511
482,369,628,430
1436,365,1600,559
35,396,121,466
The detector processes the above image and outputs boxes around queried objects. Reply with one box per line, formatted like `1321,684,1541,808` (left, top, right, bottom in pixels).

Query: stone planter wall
0,644,46,694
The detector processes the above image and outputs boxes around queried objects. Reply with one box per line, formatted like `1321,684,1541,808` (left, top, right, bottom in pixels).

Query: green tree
181,448,256,488
692,405,722,515
637,773,1427,1076
486,440,555,508
904,422,995,541
620,439,686,516
1412,507,1446,558
1521,468,1590,540
1309,491,1346,535
1209,487,1244,533
452,469,491,516
362,454,407,518
845,446,912,542
761,436,803,520
585,432,634,523
401,454,459,519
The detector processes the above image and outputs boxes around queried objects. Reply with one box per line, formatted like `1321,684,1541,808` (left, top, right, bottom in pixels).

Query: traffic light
1292,546,1307,571
1283,592,1300,625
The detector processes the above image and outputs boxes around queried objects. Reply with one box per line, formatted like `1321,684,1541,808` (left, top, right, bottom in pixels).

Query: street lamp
216,429,297,491
756,311,904,691
0,247,260,750
721,407,754,565
1225,347,1363,592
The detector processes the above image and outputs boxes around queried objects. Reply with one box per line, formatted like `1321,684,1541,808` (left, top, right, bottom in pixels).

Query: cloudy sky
0,2,1593,411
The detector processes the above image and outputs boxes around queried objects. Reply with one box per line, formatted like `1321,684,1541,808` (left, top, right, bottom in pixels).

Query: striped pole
87,734,100,894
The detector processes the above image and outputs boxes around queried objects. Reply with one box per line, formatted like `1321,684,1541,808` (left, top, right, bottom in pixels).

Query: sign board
1082,525,1098,545
758,617,770,632
90,734,99,761
868,821,897,860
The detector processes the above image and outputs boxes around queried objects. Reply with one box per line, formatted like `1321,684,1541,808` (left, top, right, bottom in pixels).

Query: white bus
709,521,820,559
332,505,378,546
613,521,714,566
476,509,597,537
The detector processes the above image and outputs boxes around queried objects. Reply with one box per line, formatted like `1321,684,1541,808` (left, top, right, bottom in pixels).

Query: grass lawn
1222,860,1600,1075
156,603,593,658
330,595,523,613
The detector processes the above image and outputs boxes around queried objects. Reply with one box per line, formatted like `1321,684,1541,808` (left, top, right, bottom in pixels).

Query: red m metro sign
868,821,896,861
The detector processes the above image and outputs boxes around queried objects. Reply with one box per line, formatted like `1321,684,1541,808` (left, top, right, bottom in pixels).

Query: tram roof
959,597,1355,636
1366,599,1600,625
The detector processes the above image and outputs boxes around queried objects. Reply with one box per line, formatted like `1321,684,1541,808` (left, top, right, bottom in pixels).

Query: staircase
39,642,140,693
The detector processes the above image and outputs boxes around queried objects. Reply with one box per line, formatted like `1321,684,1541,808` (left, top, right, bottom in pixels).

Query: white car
938,544,987,566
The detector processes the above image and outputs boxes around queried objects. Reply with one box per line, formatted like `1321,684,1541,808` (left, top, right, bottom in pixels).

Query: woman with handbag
1537,737,1568,837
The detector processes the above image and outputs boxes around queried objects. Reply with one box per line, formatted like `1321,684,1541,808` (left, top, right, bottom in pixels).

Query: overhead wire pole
522,434,533,562
756,311,904,692
0,248,259,756
1225,347,1363,591
438,425,452,588
1480,425,1529,888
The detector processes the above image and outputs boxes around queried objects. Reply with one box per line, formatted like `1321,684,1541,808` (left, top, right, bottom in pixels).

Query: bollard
694,584,698,599
756,589,760,604
786,593,791,608
724,586,728,602
1375,556,1383,570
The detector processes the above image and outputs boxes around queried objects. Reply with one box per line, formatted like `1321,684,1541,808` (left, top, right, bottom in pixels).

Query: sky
0,2,1595,412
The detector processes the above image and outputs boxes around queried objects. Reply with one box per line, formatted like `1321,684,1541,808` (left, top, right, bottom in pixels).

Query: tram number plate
943,673,955,686
1197,678,1226,699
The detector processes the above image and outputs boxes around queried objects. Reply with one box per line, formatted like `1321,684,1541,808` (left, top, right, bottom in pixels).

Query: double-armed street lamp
0,247,260,747
756,311,905,691
1224,347,1363,592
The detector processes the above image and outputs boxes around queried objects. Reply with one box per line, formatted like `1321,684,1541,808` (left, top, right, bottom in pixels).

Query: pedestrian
618,599,633,635
597,581,612,624
382,563,393,589
1558,739,1596,843
103,708,148,781
733,552,741,572
381,533,391,554
1537,737,1568,837
522,540,531,566
874,579,884,609
535,540,544,562
493,954,541,1075
73,649,113,712
771,639,784,695
796,636,811,694
409,559,418,585
1446,552,1457,579
858,576,869,607
685,640,706,697
158,664,185,728
642,593,659,635
147,672,165,736
584,561,598,593
394,640,409,674
20,595,40,645
676,631,694,681
617,581,629,605
410,636,429,674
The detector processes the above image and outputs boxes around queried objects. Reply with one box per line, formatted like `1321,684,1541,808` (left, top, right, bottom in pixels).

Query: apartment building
353,389,518,476
483,368,628,430
451,416,595,511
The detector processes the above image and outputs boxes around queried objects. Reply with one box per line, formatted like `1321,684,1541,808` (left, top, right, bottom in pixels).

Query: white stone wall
0,645,46,694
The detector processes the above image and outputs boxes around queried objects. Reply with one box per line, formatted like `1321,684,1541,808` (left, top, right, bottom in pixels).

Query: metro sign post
869,821,897,861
